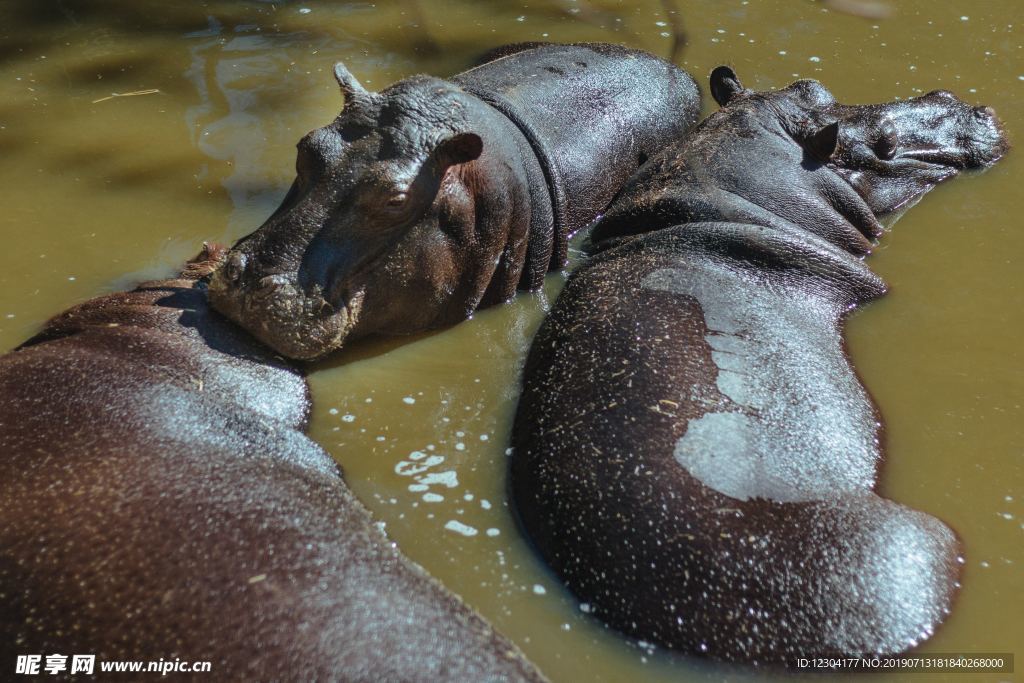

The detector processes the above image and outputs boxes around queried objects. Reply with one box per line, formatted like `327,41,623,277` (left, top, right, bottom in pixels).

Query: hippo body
511,69,1007,663
209,42,701,360
0,248,544,681
452,42,699,267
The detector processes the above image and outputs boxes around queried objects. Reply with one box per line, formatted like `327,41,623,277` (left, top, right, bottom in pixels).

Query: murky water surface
0,1,1020,680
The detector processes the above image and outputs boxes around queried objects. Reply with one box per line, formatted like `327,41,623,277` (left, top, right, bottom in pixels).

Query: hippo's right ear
434,132,483,170
333,62,369,109
710,66,745,107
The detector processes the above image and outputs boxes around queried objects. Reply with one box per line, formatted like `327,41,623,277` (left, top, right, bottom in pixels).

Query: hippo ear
807,122,840,161
333,61,369,109
710,66,744,107
434,132,483,170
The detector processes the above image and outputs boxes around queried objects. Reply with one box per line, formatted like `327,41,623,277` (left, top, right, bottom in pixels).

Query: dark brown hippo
510,67,1008,664
208,42,701,360
0,246,545,681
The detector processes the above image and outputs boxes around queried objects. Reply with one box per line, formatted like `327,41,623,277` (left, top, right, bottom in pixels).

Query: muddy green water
0,1,1020,681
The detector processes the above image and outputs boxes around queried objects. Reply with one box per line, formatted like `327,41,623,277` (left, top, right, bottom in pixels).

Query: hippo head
209,64,518,360
594,68,1007,254
708,66,1008,248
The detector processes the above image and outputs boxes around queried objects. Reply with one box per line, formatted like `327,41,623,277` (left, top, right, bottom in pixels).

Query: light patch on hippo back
642,263,879,502
673,412,812,503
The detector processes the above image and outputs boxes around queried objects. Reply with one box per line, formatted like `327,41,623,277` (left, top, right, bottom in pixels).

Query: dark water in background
0,1,1020,680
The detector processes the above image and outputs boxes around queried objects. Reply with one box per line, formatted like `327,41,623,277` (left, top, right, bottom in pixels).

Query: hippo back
454,43,701,266
0,252,545,681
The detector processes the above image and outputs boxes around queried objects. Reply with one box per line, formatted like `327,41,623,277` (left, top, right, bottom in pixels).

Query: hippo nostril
253,275,289,302
974,105,996,120
224,252,247,284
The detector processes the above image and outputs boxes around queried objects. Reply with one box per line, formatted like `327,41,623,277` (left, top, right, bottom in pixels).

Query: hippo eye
873,121,898,160
386,191,409,208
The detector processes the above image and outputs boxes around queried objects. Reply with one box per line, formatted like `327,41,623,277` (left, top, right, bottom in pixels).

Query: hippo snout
970,105,1009,166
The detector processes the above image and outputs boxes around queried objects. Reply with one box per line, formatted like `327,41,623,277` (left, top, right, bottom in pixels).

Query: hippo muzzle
827,89,1008,217
209,251,365,361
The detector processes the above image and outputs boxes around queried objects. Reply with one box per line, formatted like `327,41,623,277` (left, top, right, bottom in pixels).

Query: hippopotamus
208,42,701,359
0,245,544,681
510,67,1008,664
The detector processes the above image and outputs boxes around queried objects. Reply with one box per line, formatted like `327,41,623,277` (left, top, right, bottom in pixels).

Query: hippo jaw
208,266,366,360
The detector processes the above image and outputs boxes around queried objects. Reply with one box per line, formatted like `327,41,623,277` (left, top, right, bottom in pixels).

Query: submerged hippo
511,67,1008,663
0,246,544,681
208,42,701,359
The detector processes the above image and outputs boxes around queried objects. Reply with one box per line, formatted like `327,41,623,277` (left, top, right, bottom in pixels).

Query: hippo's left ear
710,66,745,107
334,61,370,109
434,132,483,170
807,122,840,162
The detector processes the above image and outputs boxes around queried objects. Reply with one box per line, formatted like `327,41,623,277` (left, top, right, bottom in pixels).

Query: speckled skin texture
0,248,545,682
511,69,1007,664
208,43,700,361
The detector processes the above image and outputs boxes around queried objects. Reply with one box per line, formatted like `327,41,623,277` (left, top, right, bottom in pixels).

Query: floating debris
92,89,161,104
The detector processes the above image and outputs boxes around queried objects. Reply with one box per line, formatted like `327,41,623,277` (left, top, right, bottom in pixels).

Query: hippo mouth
907,107,1009,170
208,267,365,361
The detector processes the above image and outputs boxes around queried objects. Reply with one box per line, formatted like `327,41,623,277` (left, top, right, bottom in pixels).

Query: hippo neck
589,128,889,306
458,82,568,272
593,117,883,262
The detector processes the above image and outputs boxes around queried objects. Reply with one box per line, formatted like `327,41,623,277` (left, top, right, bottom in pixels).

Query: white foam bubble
444,520,478,537
419,470,459,488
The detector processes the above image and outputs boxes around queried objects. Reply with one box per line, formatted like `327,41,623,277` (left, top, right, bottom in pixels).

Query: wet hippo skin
511,68,1008,664
0,247,545,682
208,42,701,361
